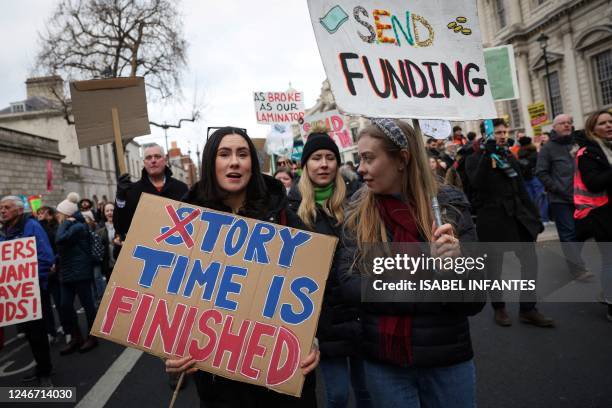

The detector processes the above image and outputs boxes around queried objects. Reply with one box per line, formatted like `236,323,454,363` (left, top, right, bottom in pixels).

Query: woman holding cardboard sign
335,119,485,407
286,131,371,408
165,126,320,407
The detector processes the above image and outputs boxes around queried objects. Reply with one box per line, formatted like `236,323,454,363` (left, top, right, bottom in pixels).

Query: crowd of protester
1,109,611,407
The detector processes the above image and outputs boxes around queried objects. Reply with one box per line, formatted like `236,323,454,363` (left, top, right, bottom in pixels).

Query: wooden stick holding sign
111,107,128,174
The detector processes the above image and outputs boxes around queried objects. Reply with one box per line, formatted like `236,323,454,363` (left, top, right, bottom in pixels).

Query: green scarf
314,183,334,205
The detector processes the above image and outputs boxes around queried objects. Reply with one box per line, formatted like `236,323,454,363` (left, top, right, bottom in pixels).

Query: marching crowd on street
1,108,611,407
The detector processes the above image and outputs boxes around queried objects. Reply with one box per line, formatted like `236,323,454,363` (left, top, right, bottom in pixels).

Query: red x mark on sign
155,205,202,248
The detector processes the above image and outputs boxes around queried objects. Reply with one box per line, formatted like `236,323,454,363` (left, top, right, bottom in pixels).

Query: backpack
89,229,105,263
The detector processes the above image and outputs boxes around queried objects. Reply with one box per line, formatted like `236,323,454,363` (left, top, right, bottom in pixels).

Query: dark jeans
550,203,586,274
364,359,475,408
18,318,52,377
320,357,372,408
485,223,538,312
59,280,97,337
40,288,57,337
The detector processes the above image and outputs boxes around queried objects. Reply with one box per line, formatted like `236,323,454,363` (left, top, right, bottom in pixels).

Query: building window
350,127,358,143
509,99,521,128
496,0,507,28
10,103,25,113
546,71,563,118
594,50,612,106
96,146,103,170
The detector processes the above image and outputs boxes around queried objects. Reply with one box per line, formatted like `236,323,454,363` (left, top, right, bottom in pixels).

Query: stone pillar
560,27,584,126
507,0,523,27
515,47,534,135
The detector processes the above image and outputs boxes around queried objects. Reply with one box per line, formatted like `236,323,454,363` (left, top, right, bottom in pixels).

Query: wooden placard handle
111,107,128,175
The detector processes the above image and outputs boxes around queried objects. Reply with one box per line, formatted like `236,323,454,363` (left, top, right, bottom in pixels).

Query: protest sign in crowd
1,1,612,407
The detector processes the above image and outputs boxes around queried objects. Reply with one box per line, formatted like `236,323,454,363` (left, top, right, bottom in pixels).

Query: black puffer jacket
114,167,188,237
575,139,612,241
287,186,360,358
56,212,94,283
334,185,485,368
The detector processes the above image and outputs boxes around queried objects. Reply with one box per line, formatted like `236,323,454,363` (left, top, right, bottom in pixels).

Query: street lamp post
537,33,554,118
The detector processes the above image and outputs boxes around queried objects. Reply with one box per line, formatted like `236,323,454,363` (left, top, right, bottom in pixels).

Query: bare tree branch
35,0,187,102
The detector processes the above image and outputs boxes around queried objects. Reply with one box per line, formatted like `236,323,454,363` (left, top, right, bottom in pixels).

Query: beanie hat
56,192,80,216
301,133,341,168
519,136,532,146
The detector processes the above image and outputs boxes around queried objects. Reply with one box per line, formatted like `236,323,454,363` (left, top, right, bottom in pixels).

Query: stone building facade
0,76,144,200
477,0,612,133
0,127,64,205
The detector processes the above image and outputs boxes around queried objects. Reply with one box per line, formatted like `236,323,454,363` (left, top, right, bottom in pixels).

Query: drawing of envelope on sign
70,77,151,149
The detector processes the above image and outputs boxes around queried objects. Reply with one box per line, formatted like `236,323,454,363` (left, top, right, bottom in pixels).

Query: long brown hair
345,120,437,252
585,109,612,142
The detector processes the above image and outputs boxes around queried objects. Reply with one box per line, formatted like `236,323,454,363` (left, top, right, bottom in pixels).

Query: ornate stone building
477,0,612,133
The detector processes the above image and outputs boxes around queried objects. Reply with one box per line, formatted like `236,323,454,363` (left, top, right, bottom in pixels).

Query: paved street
1,238,610,408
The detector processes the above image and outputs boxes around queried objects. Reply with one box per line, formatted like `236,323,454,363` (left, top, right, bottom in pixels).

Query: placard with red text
0,237,42,327
91,194,337,396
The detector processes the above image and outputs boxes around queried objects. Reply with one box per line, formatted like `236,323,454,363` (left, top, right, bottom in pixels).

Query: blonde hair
345,120,437,253
297,164,346,229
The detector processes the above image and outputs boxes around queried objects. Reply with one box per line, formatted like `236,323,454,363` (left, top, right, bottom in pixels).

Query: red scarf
375,196,419,365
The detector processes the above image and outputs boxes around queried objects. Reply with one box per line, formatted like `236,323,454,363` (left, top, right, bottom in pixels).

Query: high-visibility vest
574,147,609,219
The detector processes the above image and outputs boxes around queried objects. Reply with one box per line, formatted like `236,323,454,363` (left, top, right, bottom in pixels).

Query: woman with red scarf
335,119,485,407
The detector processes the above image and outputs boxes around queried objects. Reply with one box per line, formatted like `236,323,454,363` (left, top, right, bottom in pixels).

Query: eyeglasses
206,126,248,142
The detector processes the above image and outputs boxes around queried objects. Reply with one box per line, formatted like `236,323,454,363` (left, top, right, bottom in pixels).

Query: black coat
465,145,542,242
518,145,538,181
56,212,93,283
182,175,317,406
96,224,116,280
113,167,188,237
287,187,360,358
334,186,485,368
535,131,579,204
575,140,612,241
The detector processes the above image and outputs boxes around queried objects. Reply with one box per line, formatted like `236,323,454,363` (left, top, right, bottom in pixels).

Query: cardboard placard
0,237,42,327
254,91,305,124
307,0,497,120
300,110,353,150
91,194,337,396
70,77,151,148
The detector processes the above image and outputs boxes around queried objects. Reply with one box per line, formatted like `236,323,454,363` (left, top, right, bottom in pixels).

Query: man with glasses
112,143,188,389
536,114,593,281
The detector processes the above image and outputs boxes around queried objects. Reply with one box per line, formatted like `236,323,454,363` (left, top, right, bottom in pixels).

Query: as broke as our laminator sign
93,194,337,396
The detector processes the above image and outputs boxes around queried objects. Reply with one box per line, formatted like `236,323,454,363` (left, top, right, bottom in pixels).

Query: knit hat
301,133,341,167
56,192,80,216
518,136,532,146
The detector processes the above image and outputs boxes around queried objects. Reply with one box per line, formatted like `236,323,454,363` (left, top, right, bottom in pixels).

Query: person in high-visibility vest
574,109,612,321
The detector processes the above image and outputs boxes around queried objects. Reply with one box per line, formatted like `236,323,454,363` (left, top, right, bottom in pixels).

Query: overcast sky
0,0,327,159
